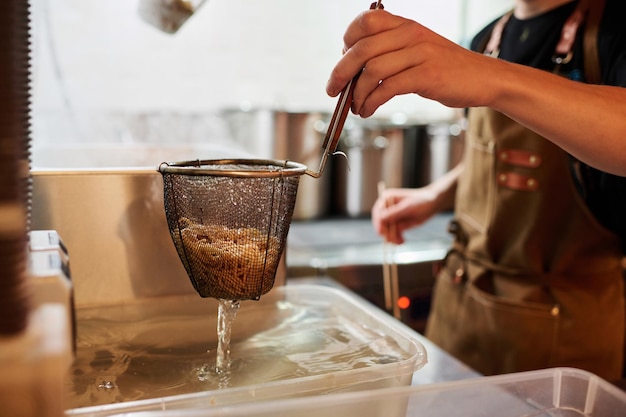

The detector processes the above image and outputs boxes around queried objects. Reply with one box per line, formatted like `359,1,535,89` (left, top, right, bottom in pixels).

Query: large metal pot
334,123,405,218
414,122,465,187
333,120,465,218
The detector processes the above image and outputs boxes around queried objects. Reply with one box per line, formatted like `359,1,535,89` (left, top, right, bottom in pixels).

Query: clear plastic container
65,285,426,416
106,367,626,417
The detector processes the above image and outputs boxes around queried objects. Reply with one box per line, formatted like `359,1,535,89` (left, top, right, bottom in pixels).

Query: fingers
390,222,406,245
342,9,401,52
371,193,388,235
326,10,404,97
327,14,435,118
328,10,479,116
353,48,424,116
372,190,405,244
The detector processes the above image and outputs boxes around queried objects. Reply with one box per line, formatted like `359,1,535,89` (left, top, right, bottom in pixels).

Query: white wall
30,0,512,148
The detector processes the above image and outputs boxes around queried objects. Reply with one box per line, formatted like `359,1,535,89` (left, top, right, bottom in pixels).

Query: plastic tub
65,285,426,416
107,368,626,417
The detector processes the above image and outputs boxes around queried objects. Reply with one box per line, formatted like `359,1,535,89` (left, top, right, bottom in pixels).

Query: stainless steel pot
333,120,465,218
416,122,465,186
334,123,405,218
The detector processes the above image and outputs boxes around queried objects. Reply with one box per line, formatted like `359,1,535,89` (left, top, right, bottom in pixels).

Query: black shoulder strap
582,0,606,84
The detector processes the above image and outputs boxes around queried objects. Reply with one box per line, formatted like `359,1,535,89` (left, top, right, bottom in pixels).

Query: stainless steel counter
286,213,453,270
286,213,454,333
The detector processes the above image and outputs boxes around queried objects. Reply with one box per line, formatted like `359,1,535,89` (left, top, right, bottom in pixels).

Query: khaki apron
425,105,625,380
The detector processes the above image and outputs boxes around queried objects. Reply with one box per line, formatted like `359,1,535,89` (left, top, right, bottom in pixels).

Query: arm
326,10,626,176
487,60,626,176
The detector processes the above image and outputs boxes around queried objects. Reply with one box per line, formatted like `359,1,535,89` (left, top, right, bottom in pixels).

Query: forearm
425,161,463,212
487,59,626,176
327,10,626,175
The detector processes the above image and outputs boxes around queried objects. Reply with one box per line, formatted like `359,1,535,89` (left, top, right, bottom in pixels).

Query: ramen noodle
178,218,280,298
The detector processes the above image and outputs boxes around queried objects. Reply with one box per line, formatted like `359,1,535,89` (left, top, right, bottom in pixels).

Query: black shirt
470,0,626,251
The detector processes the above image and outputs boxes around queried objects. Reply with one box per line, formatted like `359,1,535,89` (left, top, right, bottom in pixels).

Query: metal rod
306,1,384,178
378,181,400,319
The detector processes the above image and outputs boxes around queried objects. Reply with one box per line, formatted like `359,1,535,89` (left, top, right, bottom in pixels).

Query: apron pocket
427,264,560,375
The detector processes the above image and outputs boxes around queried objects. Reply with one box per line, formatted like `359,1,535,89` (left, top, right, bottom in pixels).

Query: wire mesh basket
158,159,306,300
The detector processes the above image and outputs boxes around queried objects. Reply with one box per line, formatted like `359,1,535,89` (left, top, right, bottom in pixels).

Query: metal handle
306,0,384,178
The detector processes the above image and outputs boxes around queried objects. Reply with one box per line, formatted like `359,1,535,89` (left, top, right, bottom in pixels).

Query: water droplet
97,380,117,390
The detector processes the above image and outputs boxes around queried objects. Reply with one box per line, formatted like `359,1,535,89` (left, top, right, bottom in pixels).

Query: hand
372,187,440,245
326,9,497,117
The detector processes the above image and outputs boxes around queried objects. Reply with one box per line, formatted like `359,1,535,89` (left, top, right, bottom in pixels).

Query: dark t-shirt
470,0,626,251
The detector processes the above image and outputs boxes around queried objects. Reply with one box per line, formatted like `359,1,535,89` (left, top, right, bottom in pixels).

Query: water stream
196,299,240,386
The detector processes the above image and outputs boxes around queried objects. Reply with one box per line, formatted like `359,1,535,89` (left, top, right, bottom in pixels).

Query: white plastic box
65,285,426,416
108,367,626,417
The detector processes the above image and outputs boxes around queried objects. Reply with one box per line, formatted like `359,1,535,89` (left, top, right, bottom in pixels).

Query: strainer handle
306,1,384,179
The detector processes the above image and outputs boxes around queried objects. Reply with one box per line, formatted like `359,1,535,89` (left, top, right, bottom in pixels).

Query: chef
326,0,626,380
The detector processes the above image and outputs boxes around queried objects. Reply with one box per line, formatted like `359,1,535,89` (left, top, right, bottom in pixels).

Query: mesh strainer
157,1,385,302
158,159,306,300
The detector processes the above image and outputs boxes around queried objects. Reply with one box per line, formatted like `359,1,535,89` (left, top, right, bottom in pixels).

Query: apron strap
582,0,605,84
483,11,512,57
552,4,585,64
482,0,606,84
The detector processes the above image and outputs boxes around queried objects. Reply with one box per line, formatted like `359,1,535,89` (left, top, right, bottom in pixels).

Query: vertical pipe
0,0,32,335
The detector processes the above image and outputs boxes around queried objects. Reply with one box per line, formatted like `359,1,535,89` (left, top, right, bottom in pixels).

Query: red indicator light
397,296,411,310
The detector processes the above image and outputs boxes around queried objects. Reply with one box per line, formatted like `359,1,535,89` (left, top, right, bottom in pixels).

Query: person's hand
326,9,496,117
372,187,440,245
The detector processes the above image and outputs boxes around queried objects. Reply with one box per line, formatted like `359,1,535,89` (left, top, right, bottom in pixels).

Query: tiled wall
30,0,511,151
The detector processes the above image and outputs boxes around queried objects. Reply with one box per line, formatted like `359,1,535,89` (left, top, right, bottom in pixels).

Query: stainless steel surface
332,120,465,218
273,112,332,219
30,168,288,307
335,125,405,217
287,214,453,332
416,122,465,187
158,158,308,178
287,214,452,269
